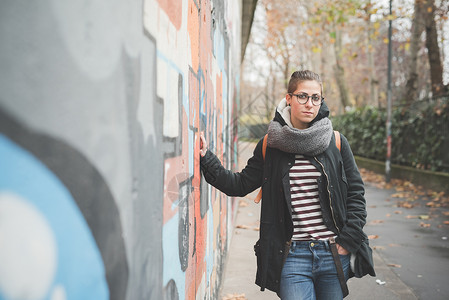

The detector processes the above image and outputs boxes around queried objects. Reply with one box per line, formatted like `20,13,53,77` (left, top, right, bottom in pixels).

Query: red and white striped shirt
289,154,335,241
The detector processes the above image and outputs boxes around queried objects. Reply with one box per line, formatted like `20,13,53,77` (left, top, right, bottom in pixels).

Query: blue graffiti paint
0,134,108,300
162,215,186,300
213,29,225,72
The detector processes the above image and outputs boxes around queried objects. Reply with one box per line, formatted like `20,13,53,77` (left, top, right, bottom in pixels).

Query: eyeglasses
289,93,324,106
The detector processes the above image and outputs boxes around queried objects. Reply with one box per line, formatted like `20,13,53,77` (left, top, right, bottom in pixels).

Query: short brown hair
287,70,323,95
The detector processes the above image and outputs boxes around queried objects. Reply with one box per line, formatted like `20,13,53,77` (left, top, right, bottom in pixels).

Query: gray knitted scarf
267,117,333,156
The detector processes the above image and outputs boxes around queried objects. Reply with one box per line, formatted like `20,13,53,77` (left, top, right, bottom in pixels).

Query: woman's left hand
200,132,208,157
336,244,349,255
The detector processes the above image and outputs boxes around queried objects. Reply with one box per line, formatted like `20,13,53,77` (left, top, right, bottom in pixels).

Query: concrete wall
0,1,242,299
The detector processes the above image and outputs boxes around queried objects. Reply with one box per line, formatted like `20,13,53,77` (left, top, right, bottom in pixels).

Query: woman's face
286,80,322,129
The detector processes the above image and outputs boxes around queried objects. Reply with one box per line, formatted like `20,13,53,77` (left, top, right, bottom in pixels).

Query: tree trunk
333,30,351,108
268,74,277,120
366,2,379,107
403,0,424,104
281,31,291,91
423,0,445,97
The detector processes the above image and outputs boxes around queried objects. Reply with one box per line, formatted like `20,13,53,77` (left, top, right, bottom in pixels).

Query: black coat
200,103,375,295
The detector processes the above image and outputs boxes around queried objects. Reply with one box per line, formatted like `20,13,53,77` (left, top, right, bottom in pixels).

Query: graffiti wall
0,0,246,299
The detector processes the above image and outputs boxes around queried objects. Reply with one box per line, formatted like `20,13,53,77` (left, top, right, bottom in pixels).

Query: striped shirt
289,154,335,241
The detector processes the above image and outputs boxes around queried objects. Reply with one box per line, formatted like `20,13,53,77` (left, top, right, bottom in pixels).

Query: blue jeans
280,240,350,300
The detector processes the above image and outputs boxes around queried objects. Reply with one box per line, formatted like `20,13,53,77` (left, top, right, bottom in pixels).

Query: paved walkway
219,190,417,300
219,141,421,300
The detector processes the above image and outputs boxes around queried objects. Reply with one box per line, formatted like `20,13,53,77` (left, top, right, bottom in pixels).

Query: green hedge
332,98,449,173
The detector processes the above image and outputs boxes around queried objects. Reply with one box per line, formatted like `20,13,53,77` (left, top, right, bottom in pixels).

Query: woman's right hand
200,132,208,157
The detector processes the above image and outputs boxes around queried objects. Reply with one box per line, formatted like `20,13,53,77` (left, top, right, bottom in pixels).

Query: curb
355,156,449,194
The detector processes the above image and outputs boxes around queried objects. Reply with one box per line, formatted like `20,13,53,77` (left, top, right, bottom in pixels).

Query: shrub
332,98,449,173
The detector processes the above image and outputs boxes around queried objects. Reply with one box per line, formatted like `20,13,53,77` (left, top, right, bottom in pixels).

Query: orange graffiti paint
157,0,182,30
187,0,200,72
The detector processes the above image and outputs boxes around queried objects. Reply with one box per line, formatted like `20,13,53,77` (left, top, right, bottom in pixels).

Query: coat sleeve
200,138,265,197
335,134,368,254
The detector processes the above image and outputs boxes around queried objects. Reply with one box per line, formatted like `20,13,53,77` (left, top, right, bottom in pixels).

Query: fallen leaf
406,215,419,219
222,294,247,300
397,201,415,209
394,211,402,214
385,183,393,189
370,220,384,225
387,263,401,268
442,212,449,216
419,222,431,228
443,221,449,225
391,192,407,198
368,235,379,239
239,200,248,207
236,224,259,231
419,215,429,220
236,224,251,230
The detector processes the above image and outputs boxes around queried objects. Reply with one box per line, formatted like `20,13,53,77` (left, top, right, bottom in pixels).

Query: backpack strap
334,130,341,152
254,134,268,203
255,132,340,204
262,133,268,159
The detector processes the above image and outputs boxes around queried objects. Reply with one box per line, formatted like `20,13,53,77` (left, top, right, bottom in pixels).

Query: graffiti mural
0,0,248,299
144,0,242,298
0,111,127,300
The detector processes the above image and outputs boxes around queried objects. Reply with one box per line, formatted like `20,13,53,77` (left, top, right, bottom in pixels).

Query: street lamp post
386,0,393,182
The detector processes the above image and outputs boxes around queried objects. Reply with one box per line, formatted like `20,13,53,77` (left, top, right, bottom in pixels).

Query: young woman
200,70,375,299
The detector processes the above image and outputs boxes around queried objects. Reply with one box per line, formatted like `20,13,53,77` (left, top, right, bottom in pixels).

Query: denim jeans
280,240,350,300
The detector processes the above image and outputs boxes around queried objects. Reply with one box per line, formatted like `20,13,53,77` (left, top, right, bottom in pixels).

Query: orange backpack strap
254,134,268,203
334,130,341,152
262,133,268,159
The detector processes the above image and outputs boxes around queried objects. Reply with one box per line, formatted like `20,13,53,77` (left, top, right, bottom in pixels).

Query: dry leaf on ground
239,200,248,207
369,220,384,225
406,215,419,219
222,294,247,300
397,201,416,209
360,168,447,207
236,224,251,230
236,224,259,231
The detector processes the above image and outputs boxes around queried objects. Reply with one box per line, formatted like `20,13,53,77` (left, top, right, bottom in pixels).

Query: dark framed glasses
289,93,324,106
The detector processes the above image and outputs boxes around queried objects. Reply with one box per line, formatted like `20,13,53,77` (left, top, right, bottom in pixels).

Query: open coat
200,103,375,295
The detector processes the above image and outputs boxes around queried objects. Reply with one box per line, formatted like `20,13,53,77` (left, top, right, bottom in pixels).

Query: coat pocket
254,239,265,289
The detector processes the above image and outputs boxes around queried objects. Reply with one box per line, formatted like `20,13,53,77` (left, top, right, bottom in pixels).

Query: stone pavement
218,192,418,300
218,141,420,300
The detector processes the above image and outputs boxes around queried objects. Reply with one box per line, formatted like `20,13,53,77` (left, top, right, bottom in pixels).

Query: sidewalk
219,193,417,300
219,141,419,300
